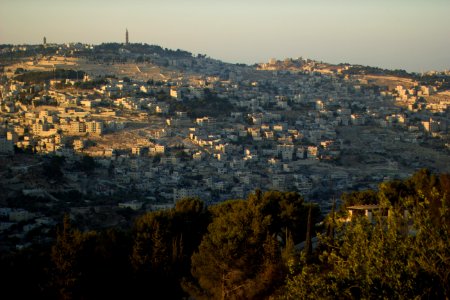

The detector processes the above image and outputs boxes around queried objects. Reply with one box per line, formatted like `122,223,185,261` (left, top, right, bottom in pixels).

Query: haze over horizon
1,0,449,73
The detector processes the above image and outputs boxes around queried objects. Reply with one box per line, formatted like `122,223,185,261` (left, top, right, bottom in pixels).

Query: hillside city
0,40,449,250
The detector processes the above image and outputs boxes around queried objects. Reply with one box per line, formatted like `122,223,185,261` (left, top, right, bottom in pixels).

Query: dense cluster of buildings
1,44,449,248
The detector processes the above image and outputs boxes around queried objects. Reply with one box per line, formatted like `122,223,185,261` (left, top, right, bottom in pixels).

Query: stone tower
126,28,129,45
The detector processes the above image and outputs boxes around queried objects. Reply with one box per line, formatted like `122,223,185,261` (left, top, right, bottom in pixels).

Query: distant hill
94,43,192,58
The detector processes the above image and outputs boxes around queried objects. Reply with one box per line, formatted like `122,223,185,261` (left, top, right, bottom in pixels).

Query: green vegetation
72,155,96,174
168,88,236,118
0,170,449,299
94,43,192,58
342,64,411,78
131,198,210,298
417,73,450,91
42,156,65,182
283,169,450,299
186,192,316,299
0,45,59,60
74,78,108,89
14,69,86,83
340,64,450,90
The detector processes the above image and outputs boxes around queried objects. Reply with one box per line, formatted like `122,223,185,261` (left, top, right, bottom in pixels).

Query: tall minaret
43,36,47,45
125,28,129,45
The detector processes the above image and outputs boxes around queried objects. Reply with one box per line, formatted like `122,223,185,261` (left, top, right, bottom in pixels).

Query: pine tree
51,215,97,300
304,205,313,258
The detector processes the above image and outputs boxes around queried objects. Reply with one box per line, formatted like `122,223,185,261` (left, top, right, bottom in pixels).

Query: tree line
283,169,450,299
0,170,449,299
0,190,319,299
14,69,86,83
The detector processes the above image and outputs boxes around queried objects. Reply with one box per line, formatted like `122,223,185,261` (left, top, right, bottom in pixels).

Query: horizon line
1,41,447,74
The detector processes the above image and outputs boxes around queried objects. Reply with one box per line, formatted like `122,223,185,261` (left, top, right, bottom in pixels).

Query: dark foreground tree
51,215,132,299
131,198,210,298
51,215,96,299
187,199,282,299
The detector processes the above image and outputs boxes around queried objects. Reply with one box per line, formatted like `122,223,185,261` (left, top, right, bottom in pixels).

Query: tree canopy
1,171,449,299
283,170,450,299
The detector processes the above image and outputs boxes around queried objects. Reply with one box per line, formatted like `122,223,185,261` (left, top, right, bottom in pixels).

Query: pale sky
1,0,449,72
